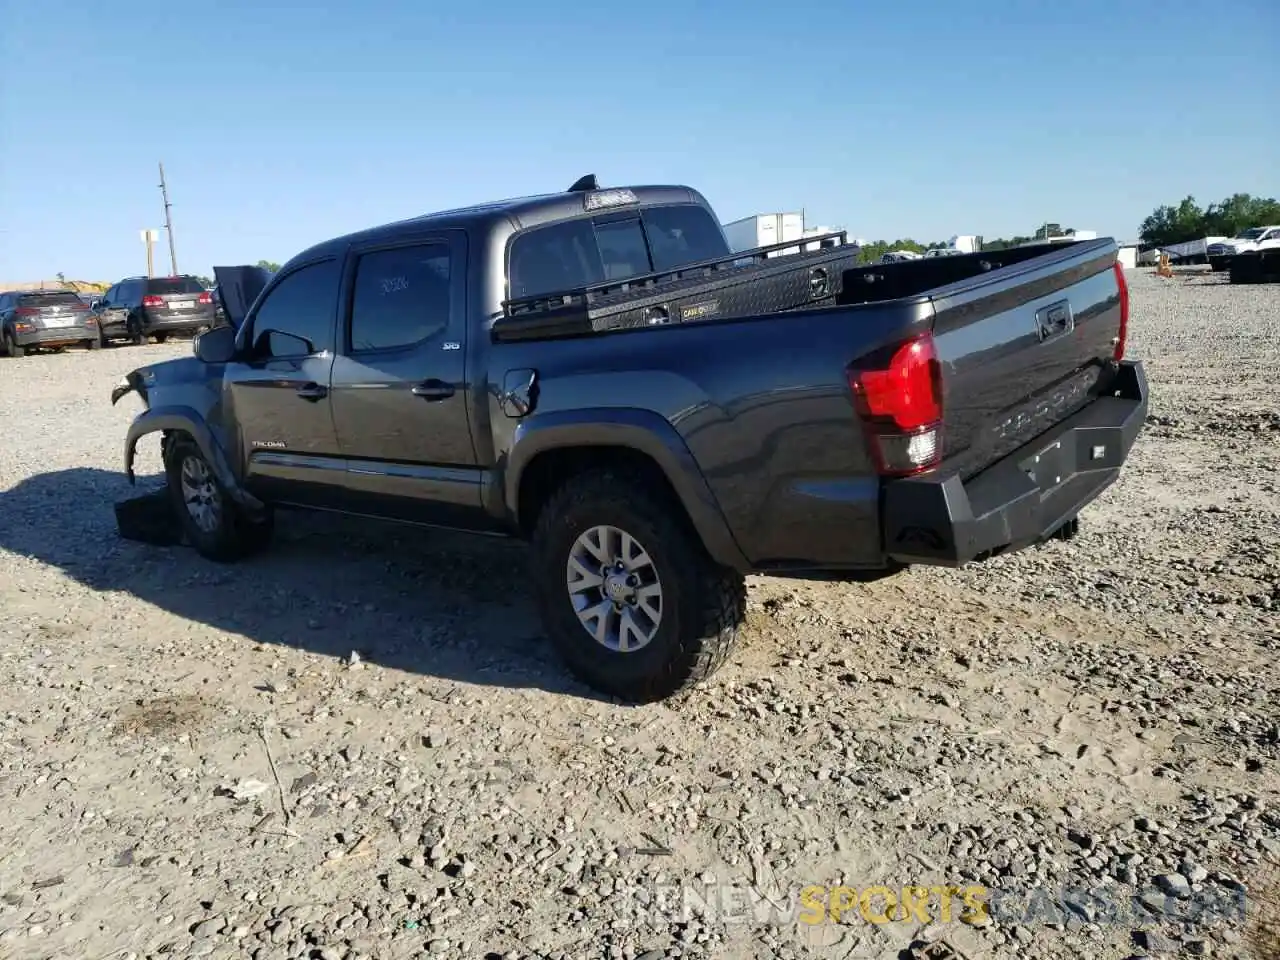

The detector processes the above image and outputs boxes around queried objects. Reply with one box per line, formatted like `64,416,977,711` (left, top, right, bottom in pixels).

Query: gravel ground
1,266,1277,960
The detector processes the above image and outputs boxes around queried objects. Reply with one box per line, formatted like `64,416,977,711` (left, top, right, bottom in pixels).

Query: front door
327,231,485,528
222,257,345,507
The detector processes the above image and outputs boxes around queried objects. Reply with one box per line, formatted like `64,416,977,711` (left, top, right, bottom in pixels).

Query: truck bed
491,237,1130,570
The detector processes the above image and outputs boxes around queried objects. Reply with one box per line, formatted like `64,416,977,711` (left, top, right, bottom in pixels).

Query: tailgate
145,278,212,317
929,239,1125,477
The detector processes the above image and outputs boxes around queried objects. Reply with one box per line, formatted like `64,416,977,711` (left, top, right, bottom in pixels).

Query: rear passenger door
327,230,482,527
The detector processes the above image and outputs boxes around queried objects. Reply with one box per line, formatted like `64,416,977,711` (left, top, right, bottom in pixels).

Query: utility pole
158,162,178,275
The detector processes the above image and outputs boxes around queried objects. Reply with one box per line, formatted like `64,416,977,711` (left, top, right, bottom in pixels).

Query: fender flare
505,407,750,572
124,405,264,512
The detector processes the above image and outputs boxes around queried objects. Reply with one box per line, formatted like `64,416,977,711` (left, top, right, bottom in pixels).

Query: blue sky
2,0,1276,281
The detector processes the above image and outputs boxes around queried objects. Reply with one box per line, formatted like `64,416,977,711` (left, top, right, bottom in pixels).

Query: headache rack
495,231,857,343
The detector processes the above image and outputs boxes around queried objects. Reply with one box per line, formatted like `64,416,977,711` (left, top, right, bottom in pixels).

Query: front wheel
529,468,746,703
164,435,274,562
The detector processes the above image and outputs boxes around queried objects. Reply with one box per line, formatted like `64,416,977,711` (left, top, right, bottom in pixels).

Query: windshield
1235,228,1267,240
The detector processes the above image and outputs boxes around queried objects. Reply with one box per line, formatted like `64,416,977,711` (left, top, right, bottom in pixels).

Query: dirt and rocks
0,266,1277,960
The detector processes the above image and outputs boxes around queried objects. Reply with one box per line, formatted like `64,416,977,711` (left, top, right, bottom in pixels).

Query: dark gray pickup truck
111,177,1148,703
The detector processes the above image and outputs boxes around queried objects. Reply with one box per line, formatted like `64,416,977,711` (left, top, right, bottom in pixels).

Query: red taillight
14,307,37,317
847,333,944,476
198,291,212,305
142,295,165,307
1112,260,1129,361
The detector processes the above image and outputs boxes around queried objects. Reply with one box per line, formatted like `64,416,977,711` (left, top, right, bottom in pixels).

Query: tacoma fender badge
251,440,286,449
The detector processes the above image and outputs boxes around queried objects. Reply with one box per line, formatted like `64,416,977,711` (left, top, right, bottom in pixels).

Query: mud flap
114,488,184,546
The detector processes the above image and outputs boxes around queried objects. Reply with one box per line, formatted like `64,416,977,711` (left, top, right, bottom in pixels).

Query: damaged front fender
111,369,149,407
110,357,264,514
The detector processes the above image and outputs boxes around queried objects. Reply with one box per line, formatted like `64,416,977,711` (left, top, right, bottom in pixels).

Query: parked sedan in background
0,289,100,357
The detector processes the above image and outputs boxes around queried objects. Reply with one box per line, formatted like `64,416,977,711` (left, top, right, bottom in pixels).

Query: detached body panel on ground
111,181,1147,702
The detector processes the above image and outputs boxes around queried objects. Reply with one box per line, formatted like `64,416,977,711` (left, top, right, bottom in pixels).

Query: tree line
850,192,1279,262
853,223,1076,264
1137,193,1280,248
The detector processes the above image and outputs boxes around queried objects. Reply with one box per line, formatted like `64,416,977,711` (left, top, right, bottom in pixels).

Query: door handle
411,379,455,401
295,382,328,401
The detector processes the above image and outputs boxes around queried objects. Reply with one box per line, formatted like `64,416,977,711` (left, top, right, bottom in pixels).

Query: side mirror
260,330,314,357
193,323,237,363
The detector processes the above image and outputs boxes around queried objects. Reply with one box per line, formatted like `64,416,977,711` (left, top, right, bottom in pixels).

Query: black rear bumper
883,360,1148,566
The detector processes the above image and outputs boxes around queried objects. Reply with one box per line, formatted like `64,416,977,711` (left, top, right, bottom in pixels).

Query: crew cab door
327,230,484,527
220,257,344,507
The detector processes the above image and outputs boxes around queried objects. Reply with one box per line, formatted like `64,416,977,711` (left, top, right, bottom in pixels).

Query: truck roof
286,183,713,267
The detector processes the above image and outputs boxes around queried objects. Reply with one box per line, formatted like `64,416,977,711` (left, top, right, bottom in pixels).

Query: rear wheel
85,335,102,350
128,317,145,346
3,332,25,358
529,468,746,703
154,332,168,344
164,435,274,562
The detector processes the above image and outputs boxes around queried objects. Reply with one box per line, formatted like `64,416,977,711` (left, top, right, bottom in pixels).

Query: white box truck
722,212,807,257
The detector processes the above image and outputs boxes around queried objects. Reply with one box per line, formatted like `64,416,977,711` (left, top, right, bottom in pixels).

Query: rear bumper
883,360,1149,566
13,323,97,346
144,315,213,333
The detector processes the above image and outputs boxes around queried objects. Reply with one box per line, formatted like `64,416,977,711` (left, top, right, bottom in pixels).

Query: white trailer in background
923,235,983,257
722,212,806,256
721,213,856,258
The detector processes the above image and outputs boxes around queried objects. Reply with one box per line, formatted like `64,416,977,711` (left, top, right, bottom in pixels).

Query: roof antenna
568,174,598,192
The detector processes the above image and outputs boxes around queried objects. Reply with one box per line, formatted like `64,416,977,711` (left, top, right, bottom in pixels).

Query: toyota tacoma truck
110,176,1148,703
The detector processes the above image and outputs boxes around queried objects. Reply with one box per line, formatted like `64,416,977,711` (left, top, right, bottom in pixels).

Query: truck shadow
0,467,612,703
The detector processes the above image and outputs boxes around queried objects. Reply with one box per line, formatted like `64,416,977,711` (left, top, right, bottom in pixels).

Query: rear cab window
507,203,729,301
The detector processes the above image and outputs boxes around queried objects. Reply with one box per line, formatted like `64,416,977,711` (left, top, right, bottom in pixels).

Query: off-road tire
529,468,746,703
164,435,274,562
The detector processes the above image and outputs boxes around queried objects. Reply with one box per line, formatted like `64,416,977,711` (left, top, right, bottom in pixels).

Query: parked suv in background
91,275,216,345
0,289,100,357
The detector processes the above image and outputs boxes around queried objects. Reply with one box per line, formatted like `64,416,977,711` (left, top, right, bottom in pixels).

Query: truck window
349,244,452,352
509,219,603,300
642,205,729,270
594,218,652,280
248,259,339,357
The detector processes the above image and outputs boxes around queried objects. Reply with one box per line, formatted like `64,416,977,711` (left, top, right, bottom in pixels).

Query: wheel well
516,445,693,539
